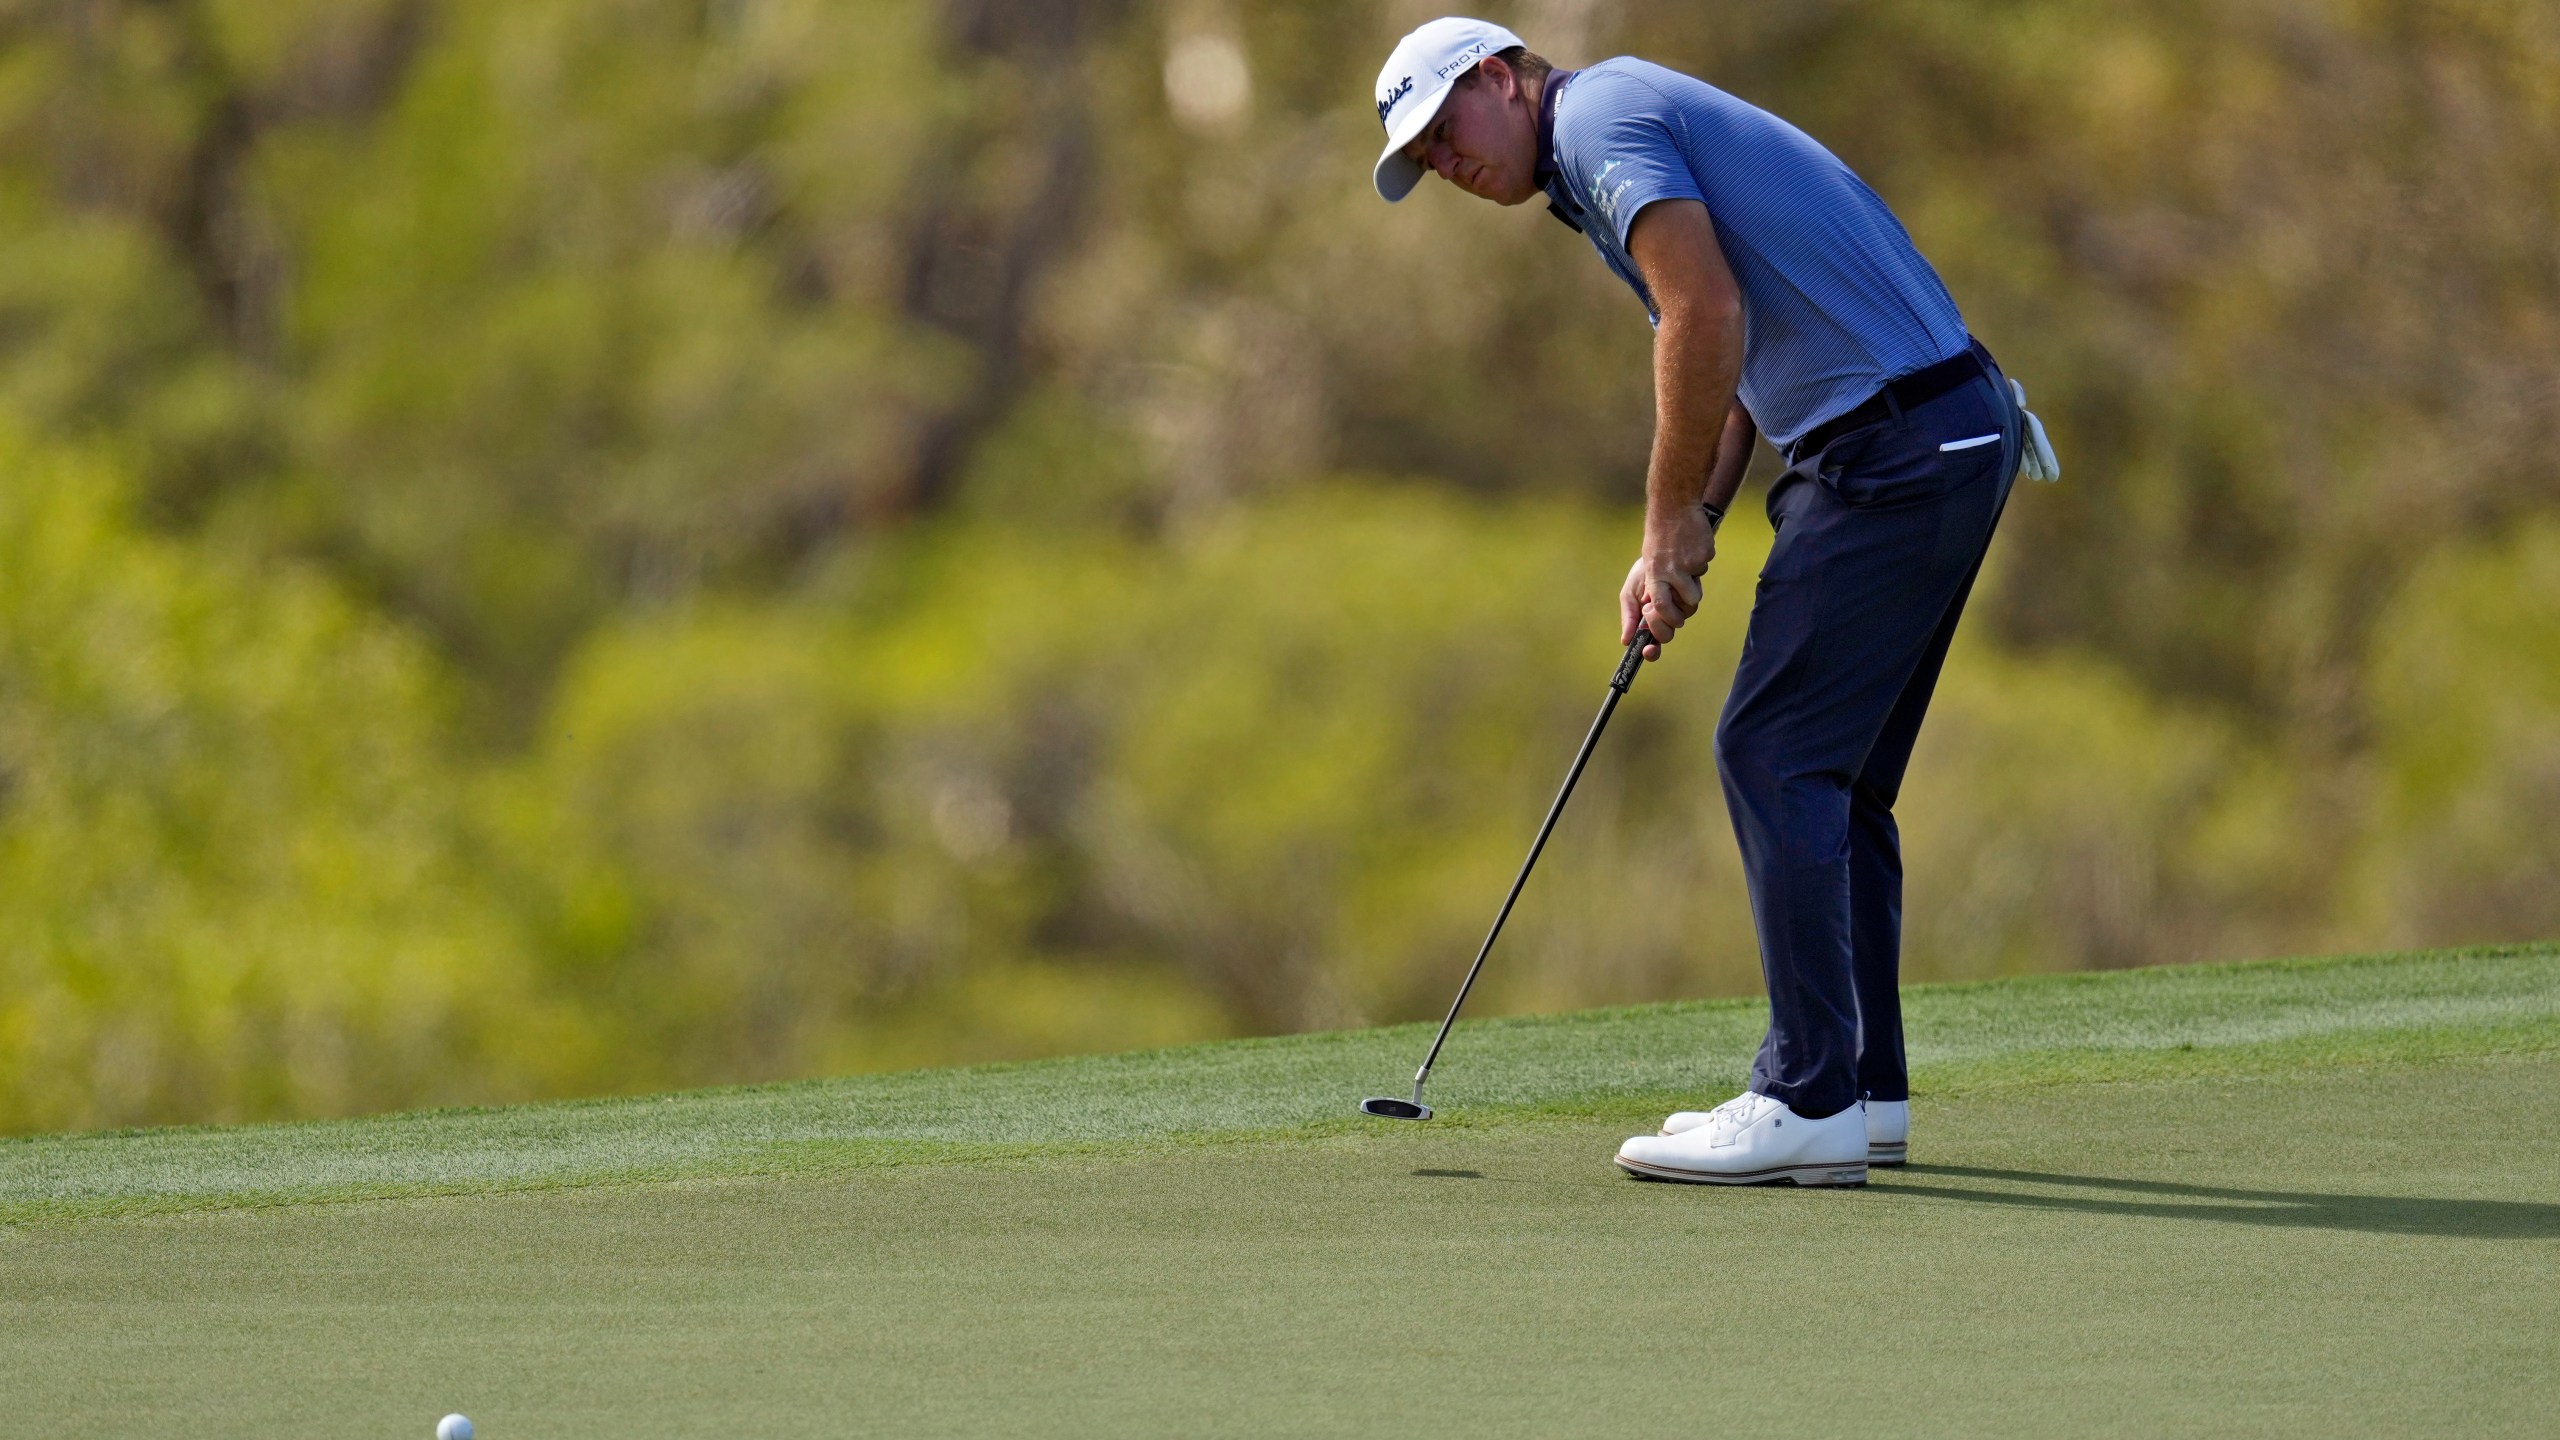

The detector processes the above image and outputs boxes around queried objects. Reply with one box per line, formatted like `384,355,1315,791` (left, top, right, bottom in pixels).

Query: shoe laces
1704,1092,1774,1139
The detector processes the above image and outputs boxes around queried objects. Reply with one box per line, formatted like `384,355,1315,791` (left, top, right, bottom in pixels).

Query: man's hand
1620,504,1717,661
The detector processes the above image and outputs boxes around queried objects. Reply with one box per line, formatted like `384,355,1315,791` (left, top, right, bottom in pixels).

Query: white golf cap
1371,16,1526,202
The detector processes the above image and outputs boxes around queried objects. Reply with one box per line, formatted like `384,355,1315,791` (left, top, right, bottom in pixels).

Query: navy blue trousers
1721,350,2020,1118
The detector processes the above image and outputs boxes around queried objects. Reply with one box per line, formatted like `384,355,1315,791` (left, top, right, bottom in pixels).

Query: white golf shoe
1864,1099,1908,1165
1615,1092,1868,1186
1660,1096,1908,1165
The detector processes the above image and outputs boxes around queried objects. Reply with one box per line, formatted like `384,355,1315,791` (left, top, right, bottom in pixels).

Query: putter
1361,627,1655,1121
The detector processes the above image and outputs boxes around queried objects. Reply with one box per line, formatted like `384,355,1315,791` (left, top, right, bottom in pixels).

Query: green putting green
5,945,2557,1436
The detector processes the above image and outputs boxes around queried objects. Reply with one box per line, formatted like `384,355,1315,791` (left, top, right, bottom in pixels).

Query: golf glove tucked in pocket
2010,378,2061,483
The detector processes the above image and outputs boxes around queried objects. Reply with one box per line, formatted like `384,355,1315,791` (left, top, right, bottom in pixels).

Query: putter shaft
1409,628,1653,1099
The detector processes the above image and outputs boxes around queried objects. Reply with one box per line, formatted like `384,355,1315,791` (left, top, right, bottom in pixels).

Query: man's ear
1478,55,1517,102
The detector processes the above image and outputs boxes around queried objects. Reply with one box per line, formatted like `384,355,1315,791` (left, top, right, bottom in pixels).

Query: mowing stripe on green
4,943,2553,1222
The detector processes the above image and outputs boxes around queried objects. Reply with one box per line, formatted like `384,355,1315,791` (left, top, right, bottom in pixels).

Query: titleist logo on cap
1376,74,1412,126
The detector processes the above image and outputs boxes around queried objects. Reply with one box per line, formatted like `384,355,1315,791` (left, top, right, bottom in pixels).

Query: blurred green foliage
0,0,2553,1131
0,424,595,1124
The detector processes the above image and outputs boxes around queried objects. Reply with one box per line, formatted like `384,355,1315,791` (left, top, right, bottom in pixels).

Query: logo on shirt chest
1376,75,1412,128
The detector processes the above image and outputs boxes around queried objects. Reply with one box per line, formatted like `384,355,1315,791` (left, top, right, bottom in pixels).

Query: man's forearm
1702,402,1755,515
1643,303,1745,542
1622,198,1748,651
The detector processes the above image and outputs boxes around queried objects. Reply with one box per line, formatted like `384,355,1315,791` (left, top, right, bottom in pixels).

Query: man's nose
1428,145,1459,180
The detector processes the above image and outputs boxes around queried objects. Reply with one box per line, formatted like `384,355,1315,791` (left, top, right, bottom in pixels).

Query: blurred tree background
1,0,2554,1133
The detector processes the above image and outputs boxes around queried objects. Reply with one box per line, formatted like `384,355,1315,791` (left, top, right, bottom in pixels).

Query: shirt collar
1534,68,1578,185
1536,69,1583,230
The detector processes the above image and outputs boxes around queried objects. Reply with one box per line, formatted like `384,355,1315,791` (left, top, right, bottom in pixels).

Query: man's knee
1851,773,1900,817
1719,720,1853,863
1714,709,1781,795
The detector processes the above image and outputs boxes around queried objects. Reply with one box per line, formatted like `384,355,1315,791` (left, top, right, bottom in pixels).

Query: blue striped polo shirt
1538,58,1970,450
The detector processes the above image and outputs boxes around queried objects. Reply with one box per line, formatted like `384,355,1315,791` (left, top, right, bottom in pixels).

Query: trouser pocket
1815,379,2011,509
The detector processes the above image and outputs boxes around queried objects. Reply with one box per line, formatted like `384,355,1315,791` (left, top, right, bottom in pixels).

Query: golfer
1372,19,2056,1185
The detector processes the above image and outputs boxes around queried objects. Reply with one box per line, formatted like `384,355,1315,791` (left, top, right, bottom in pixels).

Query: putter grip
1612,628,1653,693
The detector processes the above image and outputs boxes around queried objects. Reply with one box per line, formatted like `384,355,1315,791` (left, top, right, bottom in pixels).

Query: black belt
1786,341,1996,463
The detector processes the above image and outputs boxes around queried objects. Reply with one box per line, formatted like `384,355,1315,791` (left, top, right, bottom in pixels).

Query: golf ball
436,1416,474,1440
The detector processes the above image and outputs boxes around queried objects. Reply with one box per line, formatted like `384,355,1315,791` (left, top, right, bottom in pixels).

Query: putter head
1359,1096,1432,1121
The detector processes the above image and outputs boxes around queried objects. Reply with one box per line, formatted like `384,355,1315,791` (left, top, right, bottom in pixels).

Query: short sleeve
1553,70,1706,251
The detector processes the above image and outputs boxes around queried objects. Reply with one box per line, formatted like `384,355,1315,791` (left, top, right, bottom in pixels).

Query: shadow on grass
1890,1165,2560,1239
